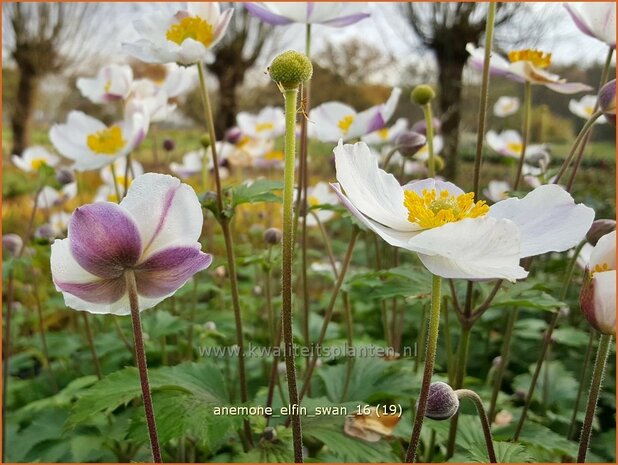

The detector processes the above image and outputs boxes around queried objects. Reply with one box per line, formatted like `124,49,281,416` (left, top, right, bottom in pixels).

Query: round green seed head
200,134,212,149
411,84,435,106
269,50,313,90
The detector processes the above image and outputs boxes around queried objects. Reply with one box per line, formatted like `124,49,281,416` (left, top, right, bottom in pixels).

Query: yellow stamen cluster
593,262,610,274
255,122,275,133
338,115,355,135
30,158,47,170
308,195,320,207
507,49,552,69
378,128,389,140
264,150,284,161
404,188,489,229
104,80,112,93
166,16,214,48
506,142,523,154
87,126,126,155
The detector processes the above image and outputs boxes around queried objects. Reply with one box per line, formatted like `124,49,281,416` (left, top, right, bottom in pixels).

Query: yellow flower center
104,80,112,93
584,106,594,116
30,158,47,170
308,195,320,207
507,142,523,154
255,122,275,133
338,115,355,135
507,49,552,69
404,188,489,229
107,192,119,203
264,150,284,161
378,127,389,140
593,262,610,274
166,16,214,48
86,126,126,155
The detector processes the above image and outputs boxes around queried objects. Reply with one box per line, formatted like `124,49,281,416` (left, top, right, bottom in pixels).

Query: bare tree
2,2,111,155
398,2,523,181
208,3,277,135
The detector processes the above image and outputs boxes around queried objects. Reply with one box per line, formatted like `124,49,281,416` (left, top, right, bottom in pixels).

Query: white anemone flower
122,3,234,65
245,2,370,27
564,2,616,48
39,183,77,210
50,211,72,237
49,106,149,172
100,158,145,189
170,149,204,179
493,96,520,117
159,63,197,98
466,44,592,94
569,95,607,123
305,182,339,227
362,118,408,145
76,64,134,104
12,146,59,172
485,130,549,160
237,107,285,140
580,231,616,335
331,141,595,281
483,180,511,203
309,88,401,142
129,79,176,123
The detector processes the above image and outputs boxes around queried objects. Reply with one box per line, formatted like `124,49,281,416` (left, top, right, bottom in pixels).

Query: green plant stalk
568,331,596,440
340,292,355,402
311,211,338,277
109,164,123,202
373,233,393,347
472,0,496,198
405,274,442,463
513,81,532,190
187,279,198,361
443,298,455,384
113,317,133,353
81,312,103,380
455,389,497,463
2,270,14,462
125,270,162,463
281,86,304,463
446,323,471,458
512,240,586,440
422,103,436,177
31,266,58,391
197,60,252,449
488,308,519,422
414,303,427,374
577,333,613,462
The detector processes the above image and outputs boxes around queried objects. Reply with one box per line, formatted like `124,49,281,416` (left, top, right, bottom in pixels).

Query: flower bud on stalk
598,79,616,127
425,382,460,420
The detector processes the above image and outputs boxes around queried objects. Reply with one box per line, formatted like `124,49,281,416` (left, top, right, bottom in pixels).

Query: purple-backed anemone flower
466,43,592,94
330,141,595,281
309,88,401,142
245,2,370,27
50,173,213,315
598,79,616,126
564,2,616,48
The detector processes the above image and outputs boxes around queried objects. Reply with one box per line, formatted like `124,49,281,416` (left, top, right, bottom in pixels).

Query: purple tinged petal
135,246,213,298
599,79,616,113
321,12,371,27
564,3,597,40
306,2,314,20
69,202,142,279
544,81,594,94
55,277,126,304
244,3,294,25
365,112,386,134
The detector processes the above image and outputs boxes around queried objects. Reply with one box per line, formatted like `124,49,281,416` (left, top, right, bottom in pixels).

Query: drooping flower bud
269,50,313,90
395,131,427,158
411,117,442,135
35,224,56,242
55,169,75,186
598,79,616,126
264,227,283,245
586,219,616,246
3,233,23,257
262,426,277,441
224,127,243,145
425,382,459,420
162,138,175,152
410,85,436,106
204,321,217,331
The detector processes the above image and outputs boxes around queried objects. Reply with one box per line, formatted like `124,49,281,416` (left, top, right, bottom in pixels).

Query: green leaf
493,420,578,457
490,282,564,311
465,441,533,463
512,361,578,409
230,179,283,207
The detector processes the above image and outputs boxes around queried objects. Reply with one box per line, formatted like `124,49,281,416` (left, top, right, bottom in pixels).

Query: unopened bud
411,117,442,135
411,85,435,106
204,321,217,331
425,382,459,420
200,134,212,149
3,233,23,257
598,79,616,126
224,127,243,145
163,138,175,152
262,426,277,441
586,219,616,246
269,50,313,90
492,356,503,368
395,131,426,157
35,224,55,242
55,169,75,186
214,265,226,278
264,227,282,245
277,361,286,374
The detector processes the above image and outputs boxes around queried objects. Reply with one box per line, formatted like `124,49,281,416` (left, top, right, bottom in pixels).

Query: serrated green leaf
231,179,283,207
466,441,533,463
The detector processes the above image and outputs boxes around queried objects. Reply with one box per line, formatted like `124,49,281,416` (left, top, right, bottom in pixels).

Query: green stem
110,164,123,203
513,82,532,190
125,270,162,463
488,308,519,422
405,274,442,463
472,1,497,198
2,270,14,462
187,279,198,361
311,212,338,277
577,333,613,462
455,389,497,463
32,269,58,391
568,331,596,440
340,292,355,403
281,87,303,463
82,313,103,380
422,104,436,177
446,324,471,458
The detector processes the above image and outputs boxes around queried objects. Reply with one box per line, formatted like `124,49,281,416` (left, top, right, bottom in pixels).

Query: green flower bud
411,85,435,106
269,50,313,90
200,134,212,149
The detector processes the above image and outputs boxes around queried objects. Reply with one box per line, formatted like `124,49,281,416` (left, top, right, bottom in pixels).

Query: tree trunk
436,53,467,183
11,65,38,156
215,69,242,137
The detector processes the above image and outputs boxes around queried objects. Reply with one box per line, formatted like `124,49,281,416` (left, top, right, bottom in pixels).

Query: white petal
334,141,416,231
590,230,616,270
119,173,203,258
592,270,617,334
489,184,595,257
188,2,220,24
310,102,357,142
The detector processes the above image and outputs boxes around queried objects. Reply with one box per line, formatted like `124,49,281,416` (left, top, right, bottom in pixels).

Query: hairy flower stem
472,1,496,198
577,333,613,462
197,60,252,448
125,271,162,463
340,292,355,402
282,86,304,463
405,274,442,463
311,212,338,276
568,331,596,440
513,82,532,190
422,104,436,178
446,323,471,457
187,279,198,361
488,308,518,422
2,271,15,462
512,240,585,440
81,313,103,380
455,390,497,463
